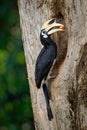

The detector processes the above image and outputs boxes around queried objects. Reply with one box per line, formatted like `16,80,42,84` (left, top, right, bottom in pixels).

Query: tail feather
42,83,53,121
47,105,53,121
42,83,51,100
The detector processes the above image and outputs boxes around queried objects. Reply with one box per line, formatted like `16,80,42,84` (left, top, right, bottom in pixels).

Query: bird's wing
35,47,56,88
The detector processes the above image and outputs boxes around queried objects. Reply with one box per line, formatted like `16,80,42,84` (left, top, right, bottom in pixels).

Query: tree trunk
18,0,87,130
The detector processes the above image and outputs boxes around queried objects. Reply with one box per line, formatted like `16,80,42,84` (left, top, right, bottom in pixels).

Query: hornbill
35,18,64,120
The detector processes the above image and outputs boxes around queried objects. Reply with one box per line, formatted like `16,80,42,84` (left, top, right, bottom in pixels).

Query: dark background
0,0,34,130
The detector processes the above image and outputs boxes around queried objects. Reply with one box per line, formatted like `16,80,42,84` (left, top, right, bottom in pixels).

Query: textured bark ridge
18,0,87,130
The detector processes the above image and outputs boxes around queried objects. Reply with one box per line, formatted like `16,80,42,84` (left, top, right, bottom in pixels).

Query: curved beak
41,18,65,35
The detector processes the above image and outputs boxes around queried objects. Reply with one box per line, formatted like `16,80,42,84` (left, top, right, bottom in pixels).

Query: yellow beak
41,18,64,35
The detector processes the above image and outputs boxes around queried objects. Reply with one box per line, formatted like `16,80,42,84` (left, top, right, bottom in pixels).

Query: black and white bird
35,18,64,120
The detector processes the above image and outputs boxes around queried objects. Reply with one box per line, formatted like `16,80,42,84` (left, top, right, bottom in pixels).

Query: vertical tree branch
18,0,87,129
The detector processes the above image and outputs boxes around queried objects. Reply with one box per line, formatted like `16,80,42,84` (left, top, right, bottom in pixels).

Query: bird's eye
42,30,46,35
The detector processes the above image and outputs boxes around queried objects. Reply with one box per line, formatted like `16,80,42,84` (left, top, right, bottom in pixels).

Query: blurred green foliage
0,0,34,130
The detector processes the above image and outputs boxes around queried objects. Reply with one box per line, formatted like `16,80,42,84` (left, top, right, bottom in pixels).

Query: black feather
35,33,57,121
35,37,57,88
42,83,53,120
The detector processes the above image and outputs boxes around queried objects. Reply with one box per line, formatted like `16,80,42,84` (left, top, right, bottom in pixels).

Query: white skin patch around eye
43,34,48,38
41,31,48,38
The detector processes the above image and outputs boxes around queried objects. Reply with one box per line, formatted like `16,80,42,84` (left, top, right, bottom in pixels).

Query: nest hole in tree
50,11,68,77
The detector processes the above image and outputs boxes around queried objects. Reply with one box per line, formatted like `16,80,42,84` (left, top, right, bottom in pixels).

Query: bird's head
40,18,64,39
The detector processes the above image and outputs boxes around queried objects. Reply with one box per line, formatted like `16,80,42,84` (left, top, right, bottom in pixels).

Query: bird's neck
41,37,57,49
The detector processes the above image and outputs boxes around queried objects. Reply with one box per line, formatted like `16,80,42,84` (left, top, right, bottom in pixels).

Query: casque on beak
41,18,65,35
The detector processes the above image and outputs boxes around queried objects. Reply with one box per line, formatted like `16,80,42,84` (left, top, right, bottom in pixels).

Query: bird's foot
48,72,58,80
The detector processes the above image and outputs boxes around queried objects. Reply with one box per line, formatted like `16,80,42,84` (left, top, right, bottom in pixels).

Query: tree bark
18,0,87,130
